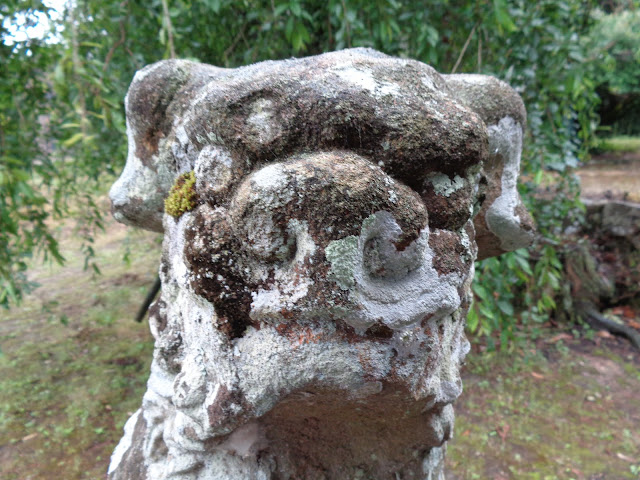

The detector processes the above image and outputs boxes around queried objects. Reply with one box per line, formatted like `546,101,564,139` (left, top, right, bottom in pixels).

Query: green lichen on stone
164,171,197,218
428,173,465,197
361,214,378,230
325,235,359,290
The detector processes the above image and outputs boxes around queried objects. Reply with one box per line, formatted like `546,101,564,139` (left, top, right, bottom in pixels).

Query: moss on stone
164,171,197,218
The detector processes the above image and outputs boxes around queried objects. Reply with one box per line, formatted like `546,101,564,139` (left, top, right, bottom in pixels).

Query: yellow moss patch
165,171,197,218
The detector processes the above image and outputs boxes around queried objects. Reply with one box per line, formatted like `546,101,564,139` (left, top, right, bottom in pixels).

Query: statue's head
109,49,533,475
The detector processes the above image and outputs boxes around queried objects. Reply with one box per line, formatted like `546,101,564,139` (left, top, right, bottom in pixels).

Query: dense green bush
586,9,640,97
584,9,640,135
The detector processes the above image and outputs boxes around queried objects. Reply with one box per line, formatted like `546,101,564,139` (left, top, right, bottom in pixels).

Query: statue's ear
109,60,198,232
444,74,535,259
125,60,196,163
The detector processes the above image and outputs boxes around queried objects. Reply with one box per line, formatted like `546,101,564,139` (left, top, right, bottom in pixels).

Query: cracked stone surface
107,48,534,480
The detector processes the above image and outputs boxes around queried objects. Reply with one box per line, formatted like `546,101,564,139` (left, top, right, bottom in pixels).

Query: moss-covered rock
164,171,196,218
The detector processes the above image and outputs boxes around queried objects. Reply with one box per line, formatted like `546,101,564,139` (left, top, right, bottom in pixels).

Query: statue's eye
363,232,421,281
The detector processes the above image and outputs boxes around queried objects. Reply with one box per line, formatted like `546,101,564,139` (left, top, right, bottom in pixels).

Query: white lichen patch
449,73,486,86
249,162,288,193
172,357,205,409
194,145,234,196
243,214,283,260
246,98,281,144
288,218,316,262
249,220,316,321
422,445,446,479
131,60,168,84
459,223,474,263
163,214,192,288
420,74,437,92
175,123,190,148
170,120,201,174
387,305,469,411
334,66,400,98
415,310,469,403
249,266,312,320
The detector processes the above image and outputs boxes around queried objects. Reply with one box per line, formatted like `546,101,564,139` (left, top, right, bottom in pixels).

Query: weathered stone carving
108,48,534,480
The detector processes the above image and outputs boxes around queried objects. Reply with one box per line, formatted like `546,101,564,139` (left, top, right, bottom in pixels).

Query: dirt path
577,152,640,202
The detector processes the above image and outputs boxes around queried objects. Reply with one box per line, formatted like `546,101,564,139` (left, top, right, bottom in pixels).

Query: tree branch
341,0,351,48
451,23,477,74
103,1,129,73
70,7,88,138
161,0,176,59
223,23,248,65
578,301,640,351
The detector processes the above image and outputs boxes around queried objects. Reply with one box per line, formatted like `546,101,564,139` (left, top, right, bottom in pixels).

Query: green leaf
514,254,533,276
497,300,514,316
291,23,310,51
289,1,301,17
273,4,289,17
472,283,490,301
493,0,517,33
467,305,479,333
204,0,222,14
285,16,294,42
61,133,85,147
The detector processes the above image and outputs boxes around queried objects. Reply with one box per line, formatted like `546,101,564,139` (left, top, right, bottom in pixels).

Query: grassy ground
1,204,639,479
594,136,640,154
447,343,640,479
0,207,161,480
